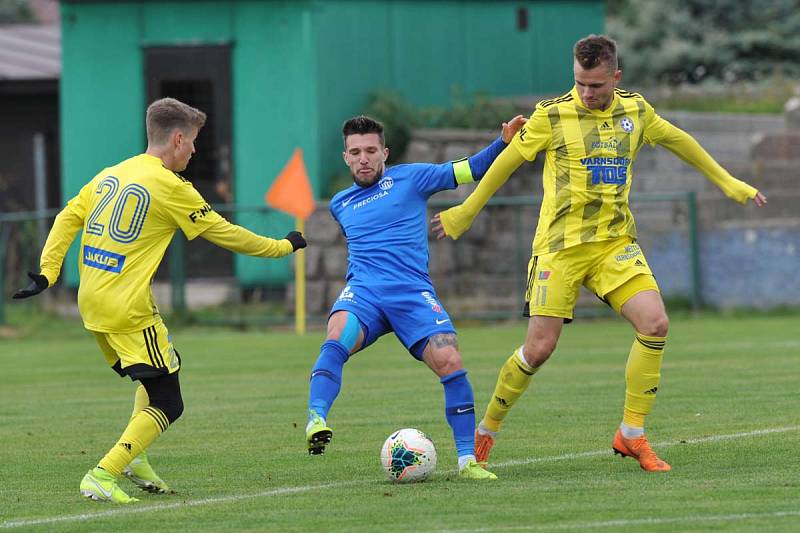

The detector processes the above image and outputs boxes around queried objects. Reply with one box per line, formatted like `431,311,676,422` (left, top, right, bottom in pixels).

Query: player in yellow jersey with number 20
14,98,307,503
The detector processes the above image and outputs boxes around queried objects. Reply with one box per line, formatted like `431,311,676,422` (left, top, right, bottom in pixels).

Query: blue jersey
330,137,506,286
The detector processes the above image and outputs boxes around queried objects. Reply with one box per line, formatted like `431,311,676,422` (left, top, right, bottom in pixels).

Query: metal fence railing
1,192,701,326
426,192,701,319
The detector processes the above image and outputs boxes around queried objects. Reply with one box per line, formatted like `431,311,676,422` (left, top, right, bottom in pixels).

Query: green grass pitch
1,312,798,531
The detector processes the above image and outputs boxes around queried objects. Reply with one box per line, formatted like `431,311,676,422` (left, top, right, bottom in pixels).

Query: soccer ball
380,428,437,483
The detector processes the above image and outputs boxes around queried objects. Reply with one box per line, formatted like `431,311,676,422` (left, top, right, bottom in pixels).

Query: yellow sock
482,348,538,432
98,407,169,476
623,333,666,428
131,384,149,419
129,384,152,463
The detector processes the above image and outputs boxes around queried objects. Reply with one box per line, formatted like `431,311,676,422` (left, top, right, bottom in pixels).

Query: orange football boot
612,429,671,472
474,429,496,465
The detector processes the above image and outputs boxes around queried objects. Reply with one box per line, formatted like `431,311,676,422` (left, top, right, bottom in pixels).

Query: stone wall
298,109,799,315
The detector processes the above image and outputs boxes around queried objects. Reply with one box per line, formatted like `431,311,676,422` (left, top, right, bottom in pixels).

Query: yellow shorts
524,236,660,320
93,321,180,380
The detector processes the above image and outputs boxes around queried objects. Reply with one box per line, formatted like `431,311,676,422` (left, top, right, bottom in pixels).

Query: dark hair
146,97,207,146
573,34,618,72
342,115,385,146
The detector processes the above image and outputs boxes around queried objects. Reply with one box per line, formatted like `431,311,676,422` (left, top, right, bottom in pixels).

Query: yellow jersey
39,153,293,333
511,87,757,256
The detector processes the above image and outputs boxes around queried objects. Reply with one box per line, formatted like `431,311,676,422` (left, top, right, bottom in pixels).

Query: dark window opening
159,79,217,200
144,45,233,278
517,7,528,31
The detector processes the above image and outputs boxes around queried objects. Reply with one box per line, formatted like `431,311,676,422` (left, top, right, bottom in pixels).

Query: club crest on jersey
378,177,394,191
82,245,126,274
620,117,634,133
421,291,442,313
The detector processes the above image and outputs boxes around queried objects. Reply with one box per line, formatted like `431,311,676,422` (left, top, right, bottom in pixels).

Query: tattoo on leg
430,333,458,350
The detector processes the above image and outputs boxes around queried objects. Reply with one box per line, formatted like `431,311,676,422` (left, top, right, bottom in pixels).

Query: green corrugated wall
60,1,320,286
312,0,604,198
60,0,603,287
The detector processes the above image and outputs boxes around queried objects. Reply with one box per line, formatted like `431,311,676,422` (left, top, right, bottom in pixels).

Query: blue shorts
330,282,456,360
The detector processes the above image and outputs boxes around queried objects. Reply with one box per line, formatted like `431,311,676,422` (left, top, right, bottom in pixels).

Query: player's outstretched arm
432,146,526,240
200,218,306,257
13,206,85,298
657,124,766,206
283,230,307,251
453,115,527,187
12,272,50,299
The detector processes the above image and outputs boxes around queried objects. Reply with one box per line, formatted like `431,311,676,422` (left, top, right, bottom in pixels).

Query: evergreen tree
0,0,33,23
608,0,800,84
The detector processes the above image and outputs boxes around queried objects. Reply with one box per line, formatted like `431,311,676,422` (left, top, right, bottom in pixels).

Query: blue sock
440,369,476,459
308,340,350,421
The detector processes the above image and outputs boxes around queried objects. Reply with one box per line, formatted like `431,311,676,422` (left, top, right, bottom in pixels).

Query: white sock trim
458,454,476,470
517,346,528,365
516,345,538,372
477,421,498,438
620,422,645,439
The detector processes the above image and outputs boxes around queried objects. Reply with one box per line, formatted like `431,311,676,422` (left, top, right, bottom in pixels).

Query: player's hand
284,231,307,251
12,272,49,299
752,191,767,207
501,115,527,143
430,213,447,240
431,206,472,240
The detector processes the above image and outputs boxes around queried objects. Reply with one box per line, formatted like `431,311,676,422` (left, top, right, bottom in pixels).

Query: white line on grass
0,481,368,530
440,510,800,532
492,425,800,469
2,425,798,530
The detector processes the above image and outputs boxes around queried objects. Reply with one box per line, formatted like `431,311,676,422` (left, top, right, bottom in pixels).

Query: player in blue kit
305,114,525,480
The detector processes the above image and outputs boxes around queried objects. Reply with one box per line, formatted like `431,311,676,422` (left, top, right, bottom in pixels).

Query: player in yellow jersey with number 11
432,35,767,472
13,97,307,503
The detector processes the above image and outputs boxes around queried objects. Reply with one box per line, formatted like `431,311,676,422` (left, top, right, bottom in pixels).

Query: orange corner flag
265,148,316,219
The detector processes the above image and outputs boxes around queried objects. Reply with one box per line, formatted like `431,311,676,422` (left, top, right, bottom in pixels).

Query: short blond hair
146,97,207,146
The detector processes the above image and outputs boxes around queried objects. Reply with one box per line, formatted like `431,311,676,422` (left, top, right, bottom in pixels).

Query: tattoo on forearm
430,333,458,349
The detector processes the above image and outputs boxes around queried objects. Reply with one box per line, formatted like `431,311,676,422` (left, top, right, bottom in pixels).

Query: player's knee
152,392,183,424
523,336,557,367
437,349,464,375
142,373,184,424
326,312,362,353
424,338,463,377
173,398,184,423
639,312,669,338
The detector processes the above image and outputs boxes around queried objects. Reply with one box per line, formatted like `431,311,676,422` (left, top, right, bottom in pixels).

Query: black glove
13,272,49,299
285,231,307,251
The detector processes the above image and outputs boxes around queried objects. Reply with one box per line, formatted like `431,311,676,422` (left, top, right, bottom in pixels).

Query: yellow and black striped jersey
511,86,756,256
